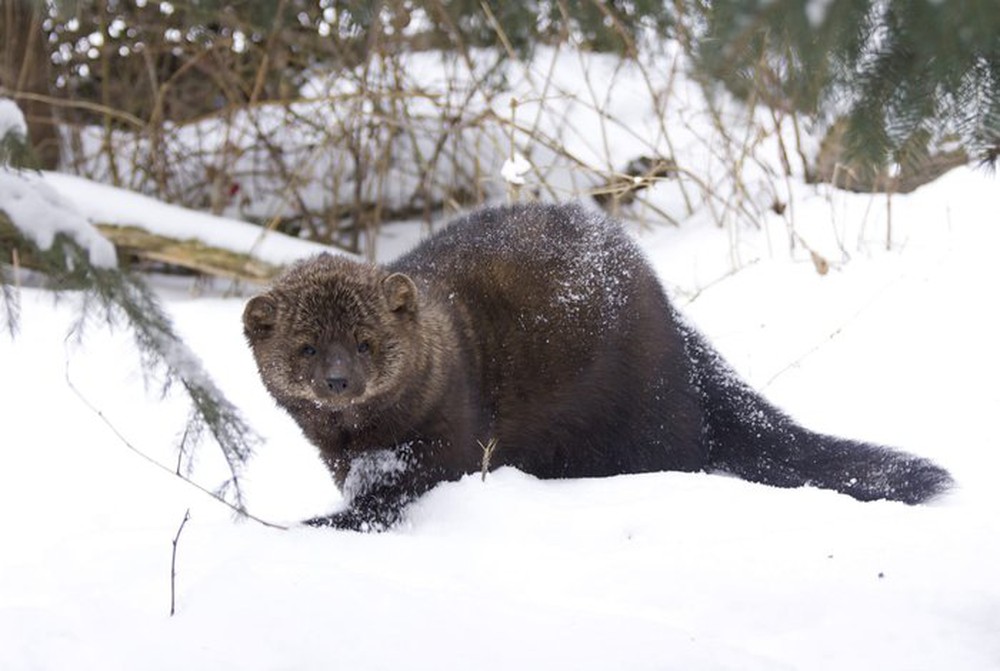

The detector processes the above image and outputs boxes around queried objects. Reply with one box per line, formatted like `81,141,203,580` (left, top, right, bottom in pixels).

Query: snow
3,53,1000,671
2,165,998,670
0,97,28,140
805,0,836,27
342,447,411,502
42,171,333,267
501,152,532,185
0,170,118,268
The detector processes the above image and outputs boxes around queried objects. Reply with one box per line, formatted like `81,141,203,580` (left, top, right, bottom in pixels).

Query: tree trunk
1,0,61,169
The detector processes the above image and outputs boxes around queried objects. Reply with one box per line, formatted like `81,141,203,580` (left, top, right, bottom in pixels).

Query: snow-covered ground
2,162,998,669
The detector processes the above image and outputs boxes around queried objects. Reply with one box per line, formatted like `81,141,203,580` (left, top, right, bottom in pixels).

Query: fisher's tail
677,318,952,504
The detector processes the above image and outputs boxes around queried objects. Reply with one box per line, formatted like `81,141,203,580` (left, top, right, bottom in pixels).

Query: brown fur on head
243,254,421,427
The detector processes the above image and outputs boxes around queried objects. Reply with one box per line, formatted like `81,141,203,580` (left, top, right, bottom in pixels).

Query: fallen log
95,223,280,283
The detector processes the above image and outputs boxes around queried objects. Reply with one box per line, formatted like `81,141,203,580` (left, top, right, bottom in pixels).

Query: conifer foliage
693,0,1000,169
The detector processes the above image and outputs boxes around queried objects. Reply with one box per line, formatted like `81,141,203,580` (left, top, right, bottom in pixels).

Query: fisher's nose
311,343,357,398
325,376,350,394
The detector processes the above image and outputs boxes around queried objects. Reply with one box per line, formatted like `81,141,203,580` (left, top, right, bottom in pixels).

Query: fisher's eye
300,344,317,357
357,340,371,354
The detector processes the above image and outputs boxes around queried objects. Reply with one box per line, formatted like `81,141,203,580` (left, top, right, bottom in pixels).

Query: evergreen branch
688,0,999,172
69,250,258,510
0,124,38,170
65,365,286,531
1,220,257,509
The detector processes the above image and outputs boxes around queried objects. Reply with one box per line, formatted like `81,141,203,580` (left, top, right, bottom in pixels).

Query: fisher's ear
382,273,418,314
243,295,278,340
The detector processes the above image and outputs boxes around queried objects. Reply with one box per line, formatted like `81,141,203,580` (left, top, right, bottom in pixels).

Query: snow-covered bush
63,39,820,261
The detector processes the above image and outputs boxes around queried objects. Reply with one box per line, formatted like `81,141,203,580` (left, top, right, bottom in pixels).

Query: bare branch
169,508,191,617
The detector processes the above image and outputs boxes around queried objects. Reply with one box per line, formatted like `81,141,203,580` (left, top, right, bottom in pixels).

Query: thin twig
0,89,146,129
175,424,189,476
64,366,287,530
170,508,191,617
762,270,909,390
479,437,499,482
